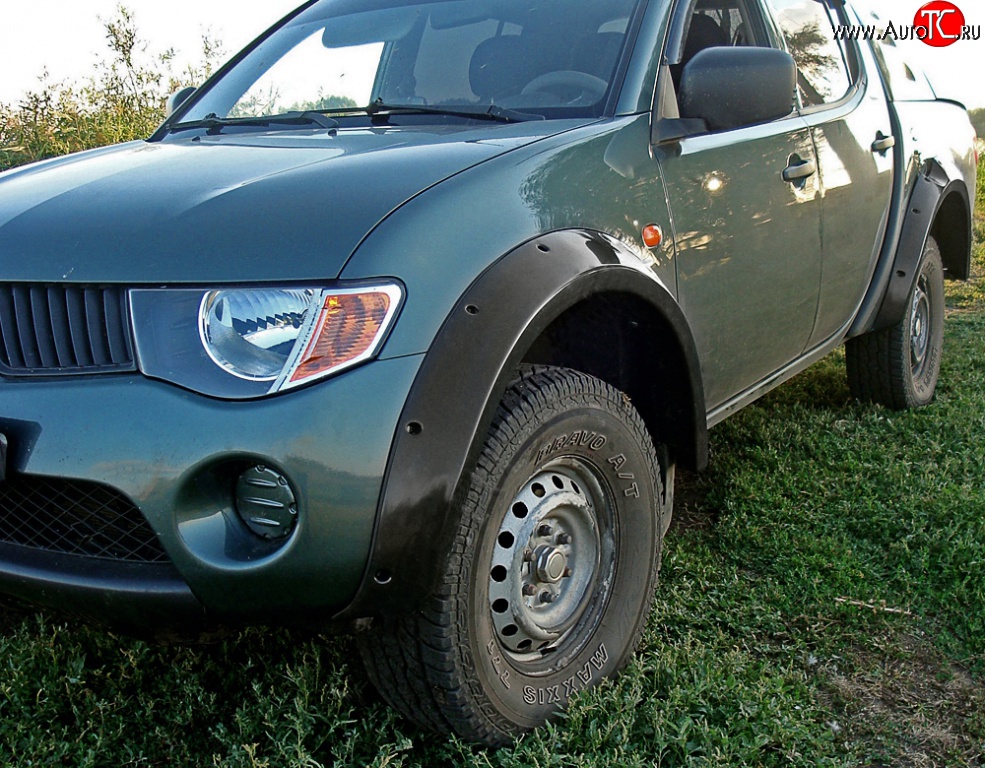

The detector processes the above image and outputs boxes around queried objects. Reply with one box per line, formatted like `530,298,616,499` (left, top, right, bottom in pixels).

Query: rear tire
360,366,669,745
846,236,944,409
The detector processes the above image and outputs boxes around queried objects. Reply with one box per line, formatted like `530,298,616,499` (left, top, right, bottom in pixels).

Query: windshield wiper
362,100,544,123
170,111,340,134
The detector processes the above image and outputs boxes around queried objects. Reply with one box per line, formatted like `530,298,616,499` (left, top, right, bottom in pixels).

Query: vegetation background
969,109,985,142
0,7,221,171
0,8,983,767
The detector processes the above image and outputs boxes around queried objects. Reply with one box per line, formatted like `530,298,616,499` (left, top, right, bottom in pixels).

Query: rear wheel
846,236,945,409
360,366,670,745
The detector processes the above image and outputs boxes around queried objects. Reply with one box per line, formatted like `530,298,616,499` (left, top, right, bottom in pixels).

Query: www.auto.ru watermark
833,1,980,47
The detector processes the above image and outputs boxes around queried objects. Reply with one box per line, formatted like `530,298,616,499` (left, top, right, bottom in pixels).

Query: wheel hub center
535,546,568,583
487,464,606,658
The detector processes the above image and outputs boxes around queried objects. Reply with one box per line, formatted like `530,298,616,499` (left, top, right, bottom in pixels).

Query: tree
0,4,223,171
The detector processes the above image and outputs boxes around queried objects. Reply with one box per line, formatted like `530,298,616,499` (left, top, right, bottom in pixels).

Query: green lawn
0,164,982,767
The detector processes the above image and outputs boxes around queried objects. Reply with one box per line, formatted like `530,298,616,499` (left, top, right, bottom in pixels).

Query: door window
765,0,853,106
671,0,771,85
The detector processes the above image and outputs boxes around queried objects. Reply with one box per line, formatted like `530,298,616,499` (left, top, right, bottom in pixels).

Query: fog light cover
235,465,298,540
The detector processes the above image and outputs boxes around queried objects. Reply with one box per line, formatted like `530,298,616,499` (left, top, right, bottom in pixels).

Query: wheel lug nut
539,591,554,604
522,584,537,597
523,549,533,562
538,524,553,537
562,567,573,578
556,532,571,545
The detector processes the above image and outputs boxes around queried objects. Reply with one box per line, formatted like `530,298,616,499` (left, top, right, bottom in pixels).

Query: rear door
765,0,894,346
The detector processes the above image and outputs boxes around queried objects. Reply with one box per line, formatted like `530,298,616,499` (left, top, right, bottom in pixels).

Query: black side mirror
679,47,796,133
166,86,198,118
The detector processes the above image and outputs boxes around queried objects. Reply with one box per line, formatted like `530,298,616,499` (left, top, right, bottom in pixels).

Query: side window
765,0,852,106
670,0,772,93
677,0,769,70
659,0,796,137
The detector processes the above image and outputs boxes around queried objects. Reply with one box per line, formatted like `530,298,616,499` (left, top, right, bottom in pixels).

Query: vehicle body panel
344,115,679,359
0,0,977,635
850,98,976,336
657,118,822,408
0,123,589,284
893,100,978,221
0,355,421,621
804,70,894,346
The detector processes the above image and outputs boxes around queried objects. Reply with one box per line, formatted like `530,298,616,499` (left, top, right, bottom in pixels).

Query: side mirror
679,47,796,133
166,86,197,118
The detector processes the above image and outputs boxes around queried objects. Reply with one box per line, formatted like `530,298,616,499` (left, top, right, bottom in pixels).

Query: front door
654,0,823,410
659,123,822,409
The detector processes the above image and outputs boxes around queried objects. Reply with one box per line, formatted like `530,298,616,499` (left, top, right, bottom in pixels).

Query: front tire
846,236,945,409
361,366,669,745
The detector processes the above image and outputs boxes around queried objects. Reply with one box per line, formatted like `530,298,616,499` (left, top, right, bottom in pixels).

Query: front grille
0,284,135,375
0,477,168,563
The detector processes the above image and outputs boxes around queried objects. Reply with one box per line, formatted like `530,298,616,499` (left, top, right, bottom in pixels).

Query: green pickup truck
0,0,977,746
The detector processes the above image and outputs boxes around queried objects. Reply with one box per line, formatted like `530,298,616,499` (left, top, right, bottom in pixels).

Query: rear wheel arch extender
869,161,971,334
337,229,706,619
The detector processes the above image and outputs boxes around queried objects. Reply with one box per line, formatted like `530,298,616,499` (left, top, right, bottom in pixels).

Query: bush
0,4,222,172
969,108,985,140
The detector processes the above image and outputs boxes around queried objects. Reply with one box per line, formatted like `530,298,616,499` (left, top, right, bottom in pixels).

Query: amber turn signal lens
642,224,663,249
290,292,393,384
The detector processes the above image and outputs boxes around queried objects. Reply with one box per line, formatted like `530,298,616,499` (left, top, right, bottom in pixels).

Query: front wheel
846,236,945,409
360,366,670,745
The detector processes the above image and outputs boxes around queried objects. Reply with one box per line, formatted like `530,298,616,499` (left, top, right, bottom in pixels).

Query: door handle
872,132,896,153
782,158,817,183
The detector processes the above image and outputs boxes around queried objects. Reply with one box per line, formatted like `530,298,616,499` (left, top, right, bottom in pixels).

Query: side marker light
642,224,663,249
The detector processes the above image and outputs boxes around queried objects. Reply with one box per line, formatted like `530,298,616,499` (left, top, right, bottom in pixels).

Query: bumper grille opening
0,477,168,563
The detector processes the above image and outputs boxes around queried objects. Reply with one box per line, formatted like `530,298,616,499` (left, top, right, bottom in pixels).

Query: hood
0,122,584,284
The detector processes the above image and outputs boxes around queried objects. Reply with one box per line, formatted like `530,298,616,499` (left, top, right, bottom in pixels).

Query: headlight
130,282,403,399
200,289,315,382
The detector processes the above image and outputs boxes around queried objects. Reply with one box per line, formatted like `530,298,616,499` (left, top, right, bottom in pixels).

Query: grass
0,163,982,767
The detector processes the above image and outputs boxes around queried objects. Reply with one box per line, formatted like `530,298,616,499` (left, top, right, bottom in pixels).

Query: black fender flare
337,230,705,618
868,162,971,333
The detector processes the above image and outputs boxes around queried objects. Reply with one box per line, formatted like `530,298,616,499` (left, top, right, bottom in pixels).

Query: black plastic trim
338,230,705,619
0,542,208,640
870,166,970,332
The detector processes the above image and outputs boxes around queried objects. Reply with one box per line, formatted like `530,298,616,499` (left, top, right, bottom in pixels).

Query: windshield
176,0,643,125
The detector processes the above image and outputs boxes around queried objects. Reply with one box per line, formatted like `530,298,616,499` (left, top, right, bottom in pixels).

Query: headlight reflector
193,283,402,394
200,288,316,382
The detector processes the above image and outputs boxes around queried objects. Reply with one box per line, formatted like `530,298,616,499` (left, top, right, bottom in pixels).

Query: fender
872,165,970,332
337,229,705,618
852,161,971,336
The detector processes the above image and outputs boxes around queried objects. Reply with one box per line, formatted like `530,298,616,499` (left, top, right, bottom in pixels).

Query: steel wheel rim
910,276,932,379
487,457,614,663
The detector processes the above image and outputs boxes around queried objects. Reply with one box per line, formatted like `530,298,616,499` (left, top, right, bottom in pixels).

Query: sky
859,0,984,109
0,1,301,104
0,0,981,109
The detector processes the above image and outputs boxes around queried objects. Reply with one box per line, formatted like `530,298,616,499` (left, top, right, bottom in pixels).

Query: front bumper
0,542,202,640
0,354,422,630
